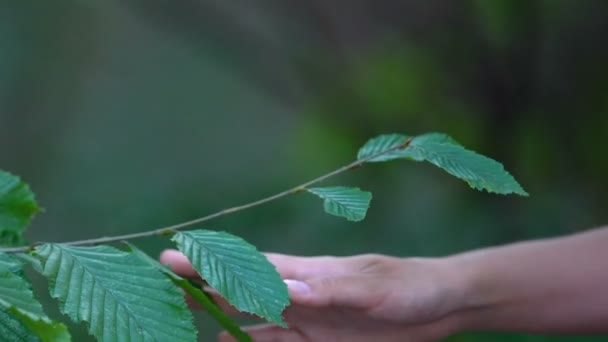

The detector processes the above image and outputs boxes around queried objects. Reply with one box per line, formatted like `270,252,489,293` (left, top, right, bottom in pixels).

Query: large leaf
357,133,528,196
307,187,372,222
0,264,70,342
172,230,289,326
0,170,41,246
34,244,197,342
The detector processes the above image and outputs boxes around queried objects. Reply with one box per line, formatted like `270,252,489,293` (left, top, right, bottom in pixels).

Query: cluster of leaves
0,133,527,341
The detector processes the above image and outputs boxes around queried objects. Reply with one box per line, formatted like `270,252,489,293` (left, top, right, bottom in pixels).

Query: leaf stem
0,139,411,253
176,279,253,342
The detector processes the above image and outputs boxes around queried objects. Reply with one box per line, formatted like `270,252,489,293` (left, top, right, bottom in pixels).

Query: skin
160,227,608,341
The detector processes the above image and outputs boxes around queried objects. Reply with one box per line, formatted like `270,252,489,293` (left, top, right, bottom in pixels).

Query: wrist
395,256,480,337
438,245,524,335
402,256,477,323
433,251,495,334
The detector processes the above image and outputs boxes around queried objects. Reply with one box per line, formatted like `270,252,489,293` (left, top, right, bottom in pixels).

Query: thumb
285,275,375,309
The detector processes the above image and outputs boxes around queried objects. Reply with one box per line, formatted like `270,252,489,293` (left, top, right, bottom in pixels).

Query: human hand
160,251,466,342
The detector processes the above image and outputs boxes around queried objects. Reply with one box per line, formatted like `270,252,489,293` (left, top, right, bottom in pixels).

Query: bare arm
161,226,608,341
448,226,608,334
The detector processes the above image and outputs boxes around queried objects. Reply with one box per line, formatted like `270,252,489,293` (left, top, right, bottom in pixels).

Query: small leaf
172,230,289,327
357,133,528,196
389,132,462,162
405,136,528,196
307,187,372,222
34,244,197,342
357,134,411,162
357,132,460,163
0,170,41,246
409,132,462,146
0,263,71,342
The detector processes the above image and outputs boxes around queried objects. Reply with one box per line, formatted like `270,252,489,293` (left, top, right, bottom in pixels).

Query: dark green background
1,1,607,341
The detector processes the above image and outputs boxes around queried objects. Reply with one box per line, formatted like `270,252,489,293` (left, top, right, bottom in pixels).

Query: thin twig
0,138,412,254
178,279,253,342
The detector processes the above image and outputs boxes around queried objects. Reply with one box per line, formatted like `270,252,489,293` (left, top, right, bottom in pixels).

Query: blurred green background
1,0,607,341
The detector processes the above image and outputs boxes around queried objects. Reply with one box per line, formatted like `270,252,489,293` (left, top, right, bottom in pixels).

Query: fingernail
284,279,311,295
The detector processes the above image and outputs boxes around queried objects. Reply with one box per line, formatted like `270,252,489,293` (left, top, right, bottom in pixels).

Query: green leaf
172,230,289,327
356,134,412,162
307,187,372,222
357,132,460,162
357,133,528,196
0,170,41,246
0,264,71,342
13,253,43,274
34,244,197,342
408,136,527,196
390,133,463,162
410,132,462,146
0,269,44,317
0,307,39,342
0,252,24,275
125,243,253,342
10,308,71,342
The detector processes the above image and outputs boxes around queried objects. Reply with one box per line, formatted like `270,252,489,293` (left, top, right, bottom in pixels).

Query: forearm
446,227,608,334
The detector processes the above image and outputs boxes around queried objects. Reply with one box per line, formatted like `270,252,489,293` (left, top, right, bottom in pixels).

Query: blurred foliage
1,0,607,341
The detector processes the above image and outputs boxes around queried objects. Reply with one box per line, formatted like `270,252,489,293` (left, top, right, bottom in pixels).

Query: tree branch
0,138,411,254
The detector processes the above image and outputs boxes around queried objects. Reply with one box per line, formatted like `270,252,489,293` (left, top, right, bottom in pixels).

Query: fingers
264,253,349,280
287,275,378,309
160,249,201,278
161,249,375,309
218,324,304,342
161,249,350,280
160,250,246,314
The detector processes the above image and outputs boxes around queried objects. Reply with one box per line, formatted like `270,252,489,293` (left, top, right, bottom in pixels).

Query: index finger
160,249,201,278
161,249,347,281
264,253,351,280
